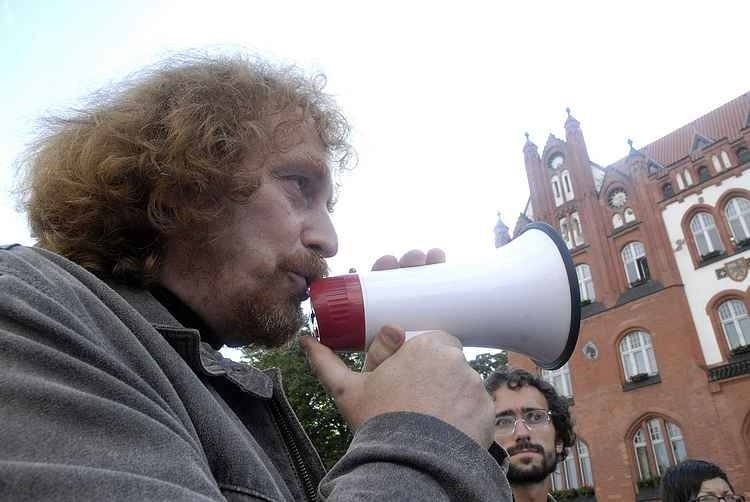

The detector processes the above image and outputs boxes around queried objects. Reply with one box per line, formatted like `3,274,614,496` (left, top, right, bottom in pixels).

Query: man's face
160,119,338,347
491,384,560,485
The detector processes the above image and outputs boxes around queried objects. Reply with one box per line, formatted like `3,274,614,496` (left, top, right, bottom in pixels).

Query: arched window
619,331,658,381
621,242,649,286
712,155,722,173
576,264,595,303
560,217,572,249
551,440,595,490
571,212,584,246
662,183,674,198
684,169,694,186
562,170,574,200
724,197,750,245
689,212,724,258
676,172,685,190
541,362,573,398
612,214,624,229
718,299,750,351
552,176,563,206
631,418,687,481
721,151,732,169
698,165,711,182
624,207,636,223
737,147,750,165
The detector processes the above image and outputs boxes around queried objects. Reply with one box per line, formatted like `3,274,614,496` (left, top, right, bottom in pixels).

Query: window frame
629,417,687,482
551,439,595,491
541,362,573,398
576,264,595,303
621,242,649,286
618,330,659,381
689,211,725,258
724,197,750,246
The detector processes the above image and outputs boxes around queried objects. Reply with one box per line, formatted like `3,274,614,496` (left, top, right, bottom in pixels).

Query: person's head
484,367,575,486
661,460,741,502
18,53,352,347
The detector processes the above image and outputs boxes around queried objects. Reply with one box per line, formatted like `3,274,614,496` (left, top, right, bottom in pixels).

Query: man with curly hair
485,368,576,502
0,54,510,501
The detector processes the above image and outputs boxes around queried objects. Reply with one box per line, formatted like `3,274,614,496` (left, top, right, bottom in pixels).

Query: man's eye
495,417,514,427
526,410,547,423
286,175,309,192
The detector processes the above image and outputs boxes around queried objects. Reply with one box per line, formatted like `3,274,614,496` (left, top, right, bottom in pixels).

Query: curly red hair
17,54,351,285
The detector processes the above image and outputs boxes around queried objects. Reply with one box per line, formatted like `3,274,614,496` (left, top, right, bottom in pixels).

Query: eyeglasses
692,496,745,502
494,409,553,435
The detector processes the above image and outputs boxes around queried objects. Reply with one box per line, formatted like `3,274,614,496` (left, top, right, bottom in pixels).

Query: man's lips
288,272,310,301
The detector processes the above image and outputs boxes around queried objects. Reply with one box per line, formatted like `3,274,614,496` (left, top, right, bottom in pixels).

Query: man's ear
555,441,564,461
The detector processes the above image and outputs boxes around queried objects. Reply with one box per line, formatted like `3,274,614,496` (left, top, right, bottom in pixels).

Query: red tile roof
617,92,750,169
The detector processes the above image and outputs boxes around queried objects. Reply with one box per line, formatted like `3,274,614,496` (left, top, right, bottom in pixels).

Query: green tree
242,327,362,469
468,351,508,379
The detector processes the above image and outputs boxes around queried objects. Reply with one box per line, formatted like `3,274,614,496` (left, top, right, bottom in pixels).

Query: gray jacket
0,245,511,501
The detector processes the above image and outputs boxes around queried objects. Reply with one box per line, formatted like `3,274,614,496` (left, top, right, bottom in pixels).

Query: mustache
507,441,545,456
281,252,329,283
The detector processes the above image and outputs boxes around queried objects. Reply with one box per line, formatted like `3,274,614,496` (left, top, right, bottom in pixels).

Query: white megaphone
309,222,580,370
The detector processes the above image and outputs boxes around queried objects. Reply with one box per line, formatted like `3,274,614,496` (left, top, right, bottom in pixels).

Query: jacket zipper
270,398,318,502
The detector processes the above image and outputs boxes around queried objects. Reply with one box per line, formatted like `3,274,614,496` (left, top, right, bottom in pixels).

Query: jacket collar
108,280,274,399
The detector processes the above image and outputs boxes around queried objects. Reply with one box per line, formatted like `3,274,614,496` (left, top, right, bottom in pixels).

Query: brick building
501,94,750,500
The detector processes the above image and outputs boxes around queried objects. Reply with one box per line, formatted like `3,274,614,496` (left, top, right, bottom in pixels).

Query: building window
560,217,572,249
613,213,624,229
542,362,573,398
737,147,750,165
562,170,574,200
690,212,724,258
631,418,687,481
621,242,649,286
633,429,652,480
619,330,658,381
552,176,564,206
718,299,750,351
662,183,674,198
571,212,584,246
551,440,595,490
721,151,732,169
576,264,595,302
684,169,694,186
698,166,711,182
624,207,636,223
724,197,750,246
676,172,685,190
712,155,722,173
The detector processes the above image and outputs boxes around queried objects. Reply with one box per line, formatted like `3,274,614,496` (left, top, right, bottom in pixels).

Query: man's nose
303,209,338,258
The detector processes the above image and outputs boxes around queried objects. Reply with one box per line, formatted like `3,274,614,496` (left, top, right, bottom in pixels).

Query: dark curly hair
661,460,734,502
484,367,576,460
16,53,352,285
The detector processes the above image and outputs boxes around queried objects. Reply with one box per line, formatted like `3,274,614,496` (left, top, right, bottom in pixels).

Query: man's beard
506,441,559,485
224,251,328,348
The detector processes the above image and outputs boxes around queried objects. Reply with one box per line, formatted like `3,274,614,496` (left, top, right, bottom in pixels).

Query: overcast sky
3,0,750,359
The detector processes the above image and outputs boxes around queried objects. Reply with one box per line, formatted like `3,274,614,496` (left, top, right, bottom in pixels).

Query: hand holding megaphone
310,223,581,370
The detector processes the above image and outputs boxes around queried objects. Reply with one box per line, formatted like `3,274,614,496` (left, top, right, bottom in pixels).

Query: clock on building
607,188,628,209
548,153,564,170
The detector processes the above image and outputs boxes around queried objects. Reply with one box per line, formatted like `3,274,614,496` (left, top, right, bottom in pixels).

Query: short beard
506,443,558,486
223,251,328,348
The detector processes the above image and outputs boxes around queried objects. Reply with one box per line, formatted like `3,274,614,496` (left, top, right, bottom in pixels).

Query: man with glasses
661,459,745,502
485,368,576,502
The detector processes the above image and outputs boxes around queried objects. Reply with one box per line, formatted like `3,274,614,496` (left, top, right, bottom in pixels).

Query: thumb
299,336,359,401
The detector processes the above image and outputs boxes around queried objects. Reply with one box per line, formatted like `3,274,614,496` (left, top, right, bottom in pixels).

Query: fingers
398,249,426,268
299,336,357,399
371,255,399,271
425,248,446,265
363,325,406,372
